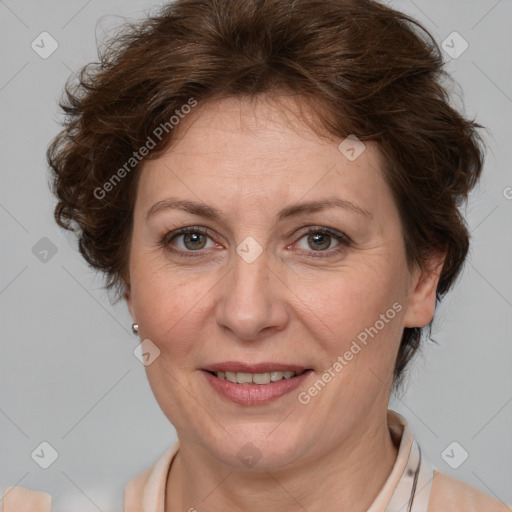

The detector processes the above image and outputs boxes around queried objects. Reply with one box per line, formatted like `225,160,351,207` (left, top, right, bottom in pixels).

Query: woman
3,0,509,510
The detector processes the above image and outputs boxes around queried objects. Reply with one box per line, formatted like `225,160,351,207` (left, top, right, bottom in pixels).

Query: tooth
236,372,253,384
216,370,299,384
225,371,237,383
253,372,271,384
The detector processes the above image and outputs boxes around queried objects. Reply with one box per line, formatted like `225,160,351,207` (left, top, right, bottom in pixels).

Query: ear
403,251,447,328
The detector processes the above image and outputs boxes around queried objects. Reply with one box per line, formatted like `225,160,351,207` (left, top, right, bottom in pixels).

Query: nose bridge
216,234,285,338
231,235,272,311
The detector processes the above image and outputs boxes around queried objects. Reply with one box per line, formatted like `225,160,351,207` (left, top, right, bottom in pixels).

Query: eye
293,227,351,257
163,226,217,256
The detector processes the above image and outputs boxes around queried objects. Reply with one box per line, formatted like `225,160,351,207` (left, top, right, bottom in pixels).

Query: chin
201,422,311,471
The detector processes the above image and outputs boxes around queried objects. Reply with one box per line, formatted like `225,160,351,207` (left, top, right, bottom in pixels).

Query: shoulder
428,470,511,511
1,486,52,512
124,465,154,512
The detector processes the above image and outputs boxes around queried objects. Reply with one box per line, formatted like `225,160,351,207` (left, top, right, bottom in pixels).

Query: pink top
2,410,509,511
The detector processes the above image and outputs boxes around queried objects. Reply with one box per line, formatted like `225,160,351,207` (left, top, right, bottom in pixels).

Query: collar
368,410,434,512
125,409,434,512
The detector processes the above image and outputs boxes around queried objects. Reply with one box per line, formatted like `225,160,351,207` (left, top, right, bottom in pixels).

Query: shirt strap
385,438,434,512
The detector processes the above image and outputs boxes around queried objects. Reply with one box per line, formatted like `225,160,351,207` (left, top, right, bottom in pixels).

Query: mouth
201,362,313,405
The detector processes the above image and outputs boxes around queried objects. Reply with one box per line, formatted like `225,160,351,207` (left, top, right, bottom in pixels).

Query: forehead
135,95,388,218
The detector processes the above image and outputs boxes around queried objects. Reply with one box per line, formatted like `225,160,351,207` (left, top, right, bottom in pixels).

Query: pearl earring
132,323,139,335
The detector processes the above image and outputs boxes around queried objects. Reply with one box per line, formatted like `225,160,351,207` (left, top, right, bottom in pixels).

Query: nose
215,241,289,342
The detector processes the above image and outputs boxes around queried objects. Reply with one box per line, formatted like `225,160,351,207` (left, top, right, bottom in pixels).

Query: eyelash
161,226,352,259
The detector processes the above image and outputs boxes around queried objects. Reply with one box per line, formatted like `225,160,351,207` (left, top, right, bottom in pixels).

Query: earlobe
403,253,446,328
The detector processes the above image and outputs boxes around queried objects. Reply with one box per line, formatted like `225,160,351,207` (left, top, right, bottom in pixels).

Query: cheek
130,259,217,361
312,263,403,332
303,259,406,371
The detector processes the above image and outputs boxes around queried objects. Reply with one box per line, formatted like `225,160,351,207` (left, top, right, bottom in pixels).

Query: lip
202,361,310,373
202,368,313,405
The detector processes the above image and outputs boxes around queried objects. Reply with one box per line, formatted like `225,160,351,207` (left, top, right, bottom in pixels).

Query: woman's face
126,95,439,469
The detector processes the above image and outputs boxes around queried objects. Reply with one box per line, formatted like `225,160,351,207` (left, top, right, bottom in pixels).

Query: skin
125,94,445,512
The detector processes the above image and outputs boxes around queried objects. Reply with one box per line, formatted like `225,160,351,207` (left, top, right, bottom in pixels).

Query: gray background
1,0,511,510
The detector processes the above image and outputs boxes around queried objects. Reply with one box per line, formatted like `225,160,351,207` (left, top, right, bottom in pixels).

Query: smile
202,365,313,405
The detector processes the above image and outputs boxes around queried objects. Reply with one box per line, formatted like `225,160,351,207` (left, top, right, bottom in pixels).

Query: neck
166,409,398,512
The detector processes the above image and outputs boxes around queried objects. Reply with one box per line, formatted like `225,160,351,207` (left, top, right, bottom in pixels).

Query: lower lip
203,370,312,405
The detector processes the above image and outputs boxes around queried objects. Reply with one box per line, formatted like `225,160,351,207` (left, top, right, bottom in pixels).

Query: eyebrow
146,196,372,222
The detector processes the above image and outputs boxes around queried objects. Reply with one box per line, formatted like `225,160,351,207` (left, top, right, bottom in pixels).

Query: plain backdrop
1,0,511,510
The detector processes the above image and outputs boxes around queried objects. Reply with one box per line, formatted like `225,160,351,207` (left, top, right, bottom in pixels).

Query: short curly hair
47,0,485,390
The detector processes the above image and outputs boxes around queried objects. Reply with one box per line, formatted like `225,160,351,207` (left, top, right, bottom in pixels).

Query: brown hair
47,0,485,390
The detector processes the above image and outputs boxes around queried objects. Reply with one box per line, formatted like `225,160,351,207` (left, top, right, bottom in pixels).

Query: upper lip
202,361,310,373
